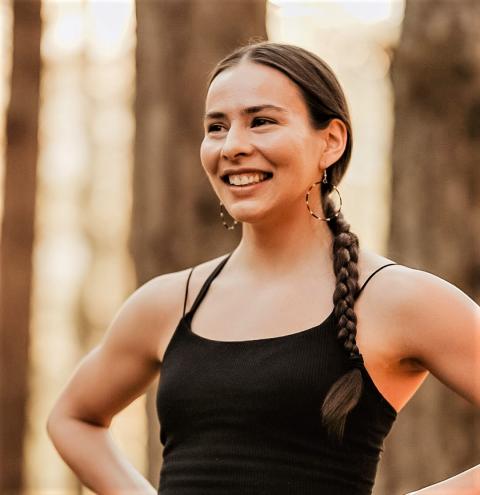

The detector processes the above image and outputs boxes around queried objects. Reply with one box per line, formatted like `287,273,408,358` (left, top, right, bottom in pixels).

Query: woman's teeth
227,172,269,186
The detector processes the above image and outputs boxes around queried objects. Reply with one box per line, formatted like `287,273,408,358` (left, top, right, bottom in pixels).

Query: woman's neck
233,208,335,278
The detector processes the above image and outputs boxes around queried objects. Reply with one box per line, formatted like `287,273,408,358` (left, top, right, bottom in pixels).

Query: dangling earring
219,202,238,230
305,169,342,222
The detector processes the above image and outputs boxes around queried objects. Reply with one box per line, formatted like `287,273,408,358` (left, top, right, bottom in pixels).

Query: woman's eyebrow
204,104,287,121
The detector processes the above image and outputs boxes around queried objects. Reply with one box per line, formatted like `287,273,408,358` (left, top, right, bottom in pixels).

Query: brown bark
133,0,268,486
375,0,480,492
0,1,42,492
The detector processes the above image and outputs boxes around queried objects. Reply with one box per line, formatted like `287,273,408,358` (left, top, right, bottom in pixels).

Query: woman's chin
223,205,257,221
227,206,276,226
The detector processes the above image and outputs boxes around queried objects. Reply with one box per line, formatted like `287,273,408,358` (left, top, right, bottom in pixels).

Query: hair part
207,40,363,442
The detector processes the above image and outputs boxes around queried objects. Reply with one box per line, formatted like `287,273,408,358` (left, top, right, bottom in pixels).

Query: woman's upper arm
399,268,480,407
47,270,188,428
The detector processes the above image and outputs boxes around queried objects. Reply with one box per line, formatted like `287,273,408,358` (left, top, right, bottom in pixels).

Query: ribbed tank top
156,254,398,495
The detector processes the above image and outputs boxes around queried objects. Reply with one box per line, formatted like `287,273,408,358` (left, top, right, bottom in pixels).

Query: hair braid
320,190,364,442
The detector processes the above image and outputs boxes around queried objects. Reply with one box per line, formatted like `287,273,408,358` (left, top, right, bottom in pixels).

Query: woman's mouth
221,171,273,187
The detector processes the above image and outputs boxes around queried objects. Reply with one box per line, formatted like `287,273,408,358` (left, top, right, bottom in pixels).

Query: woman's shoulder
357,248,411,295
357,248,478,364
357,247,467,310
106,255,229,362
136,254,230,319
357,247,458,321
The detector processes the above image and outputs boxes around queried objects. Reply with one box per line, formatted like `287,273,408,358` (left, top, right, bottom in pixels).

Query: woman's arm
398,269,480,494
47,411,157,495
46,270,188,494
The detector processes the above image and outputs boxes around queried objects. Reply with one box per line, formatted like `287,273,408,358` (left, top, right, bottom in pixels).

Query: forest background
0,0,479,494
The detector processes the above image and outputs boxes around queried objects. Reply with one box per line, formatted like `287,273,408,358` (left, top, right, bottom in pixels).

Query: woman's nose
221,124,254,161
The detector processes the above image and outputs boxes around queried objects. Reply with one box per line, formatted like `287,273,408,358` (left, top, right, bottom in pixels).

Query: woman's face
200,60,345,225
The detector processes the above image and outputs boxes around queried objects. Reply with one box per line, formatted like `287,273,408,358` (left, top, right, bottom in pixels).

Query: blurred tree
0,1,41,493
377,0,480,493
133,0,267,486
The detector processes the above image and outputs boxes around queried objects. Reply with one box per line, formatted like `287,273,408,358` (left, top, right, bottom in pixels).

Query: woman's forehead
205,62,305,114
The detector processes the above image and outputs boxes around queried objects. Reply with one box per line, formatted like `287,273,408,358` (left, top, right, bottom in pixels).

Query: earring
305,169,342,222
219,202,239,230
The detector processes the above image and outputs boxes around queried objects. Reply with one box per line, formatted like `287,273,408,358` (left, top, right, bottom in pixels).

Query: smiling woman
46,40,480,495
200,58,347,228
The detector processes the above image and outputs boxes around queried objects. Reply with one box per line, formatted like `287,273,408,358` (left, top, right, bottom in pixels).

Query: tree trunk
133,0,267,486
376,0,480,492
0,1,41,492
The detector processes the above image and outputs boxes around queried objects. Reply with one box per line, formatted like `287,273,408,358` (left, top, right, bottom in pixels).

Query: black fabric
156,255,398,494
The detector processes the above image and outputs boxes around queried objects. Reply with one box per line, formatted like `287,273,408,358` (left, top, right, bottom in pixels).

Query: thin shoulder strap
186,253,232,317
355,263,398,300
182,267,195,317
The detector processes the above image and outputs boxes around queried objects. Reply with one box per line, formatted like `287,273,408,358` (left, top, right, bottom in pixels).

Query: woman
47,41,480,494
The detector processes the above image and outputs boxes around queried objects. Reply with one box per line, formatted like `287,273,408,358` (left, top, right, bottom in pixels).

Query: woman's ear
319,118,348,168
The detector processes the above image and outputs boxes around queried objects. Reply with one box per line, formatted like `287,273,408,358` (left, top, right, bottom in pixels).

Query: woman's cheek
258,132,294,160
199,139,219,176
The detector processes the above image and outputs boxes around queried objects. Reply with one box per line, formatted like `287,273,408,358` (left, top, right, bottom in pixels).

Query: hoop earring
219,202,239,230
305,169,342,222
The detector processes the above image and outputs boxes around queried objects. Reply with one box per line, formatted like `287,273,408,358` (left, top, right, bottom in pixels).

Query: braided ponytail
207,40,363,443
320,185,364,442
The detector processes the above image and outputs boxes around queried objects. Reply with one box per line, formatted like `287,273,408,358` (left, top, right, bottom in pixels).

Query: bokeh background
1,0,479,494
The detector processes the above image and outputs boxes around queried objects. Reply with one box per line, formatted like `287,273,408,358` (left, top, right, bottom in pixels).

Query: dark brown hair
206,40,362,442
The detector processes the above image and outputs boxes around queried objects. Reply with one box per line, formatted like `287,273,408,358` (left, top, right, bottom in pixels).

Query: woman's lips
223,176,272,195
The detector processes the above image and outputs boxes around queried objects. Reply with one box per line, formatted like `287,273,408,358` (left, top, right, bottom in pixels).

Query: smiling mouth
221,171,273,187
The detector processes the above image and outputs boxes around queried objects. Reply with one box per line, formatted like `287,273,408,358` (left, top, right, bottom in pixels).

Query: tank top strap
355,262,398,300
186,253,232,317
182,267,195,317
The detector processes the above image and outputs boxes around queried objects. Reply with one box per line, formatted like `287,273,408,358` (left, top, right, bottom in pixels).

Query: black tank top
156,254,398,495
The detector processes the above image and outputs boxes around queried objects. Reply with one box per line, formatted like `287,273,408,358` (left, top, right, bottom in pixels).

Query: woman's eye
207,117,274,133
251,117,273,127
207,124,224,133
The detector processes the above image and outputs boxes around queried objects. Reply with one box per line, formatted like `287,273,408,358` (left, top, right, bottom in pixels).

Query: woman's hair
206,40,362,442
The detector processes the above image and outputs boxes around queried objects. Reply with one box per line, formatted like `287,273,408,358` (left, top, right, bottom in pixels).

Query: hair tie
348,353,364,371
